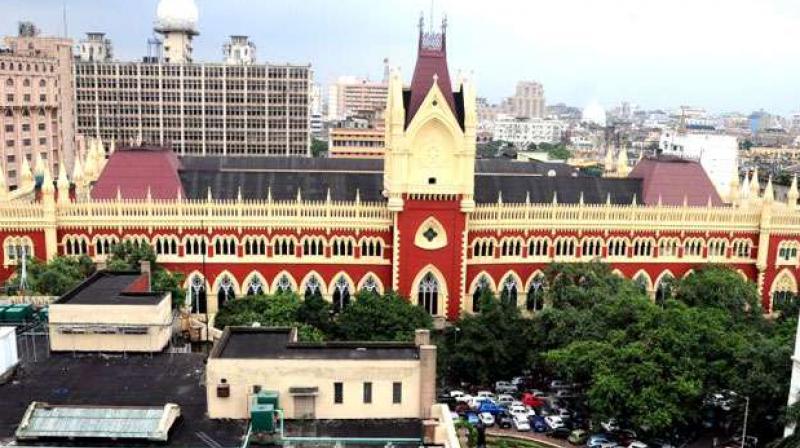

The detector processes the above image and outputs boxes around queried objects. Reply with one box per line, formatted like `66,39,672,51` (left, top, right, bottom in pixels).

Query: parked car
509,404,528,417
550,427,572,439
521,392,545,408
627,441,648,448
550,380,571,389
544,415,566,430
449,390,465,399
600,419,620,433
567,429,588,445
455,393,472,403
476,400,504,416
587,433,616,448
495,381,516,394
477,390,496,400
468,396,489,409
478,412,495,427
464,411,479,425
555,389,576,398
612,429,637,446
528,414,547,432
511,376,526,387
513,414,531,431
496,411,513,429
497,394,515,406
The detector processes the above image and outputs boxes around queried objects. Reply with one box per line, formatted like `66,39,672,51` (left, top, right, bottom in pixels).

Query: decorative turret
20,157,33,190
728,164,740,205
764,176,774,204
789,175,799,208
56,160,70,204
33,153,45,177
616,148,630,177
603,149,615,174
750,168,760,198
40,164,54,199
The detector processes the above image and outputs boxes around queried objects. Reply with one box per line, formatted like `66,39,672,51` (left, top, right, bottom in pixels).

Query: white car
544,415,565,430
600,419,619,432
511,376,526,387
476,390,496,400
478,412,495,426
468,396,490,409
449,390,465,398
455,393,473,403
495,381,516,394
509,404,527,416
549,380,570,390
627,442,648,448
555,408,572,419
512,414,531,431
497,394,515,406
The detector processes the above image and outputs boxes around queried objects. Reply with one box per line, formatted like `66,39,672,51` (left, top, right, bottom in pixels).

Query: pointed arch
611,269,625,278
410,264,449,317
242,270,269,296
183,270,210,315
270,270,297,294
682,269,695,279
469,271,497,313
329,271,356,312
525,270,547,312
654,270,676,305
632,269,653,296
300,270,328,299
357,273,385,295
499,270,524,308
770,268,798,312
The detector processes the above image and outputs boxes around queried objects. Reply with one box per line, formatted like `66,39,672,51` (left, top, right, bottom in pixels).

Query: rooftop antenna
429,0,434,33
62,1,68,38
19,246,28,291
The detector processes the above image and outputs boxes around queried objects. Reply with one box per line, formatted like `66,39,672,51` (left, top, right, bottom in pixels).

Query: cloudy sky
3,0,800,114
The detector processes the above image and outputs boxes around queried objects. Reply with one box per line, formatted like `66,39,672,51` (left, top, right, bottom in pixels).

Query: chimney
139,260,151,292
415,329,431,346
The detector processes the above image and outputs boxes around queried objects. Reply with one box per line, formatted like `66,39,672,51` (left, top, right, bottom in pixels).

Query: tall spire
788,175,798,207
407,13,457,127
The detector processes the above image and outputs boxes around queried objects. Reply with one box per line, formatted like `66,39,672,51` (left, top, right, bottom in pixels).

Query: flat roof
15,402,180,441
55,271,166,306
0,348,246,446
211,327,420,361
284,419,423,447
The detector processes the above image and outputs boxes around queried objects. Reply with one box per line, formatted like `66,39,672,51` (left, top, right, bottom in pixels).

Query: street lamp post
741,396,750,448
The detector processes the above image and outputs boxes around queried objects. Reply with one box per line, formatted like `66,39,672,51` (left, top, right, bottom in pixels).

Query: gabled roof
91,147,184,200
405,25,459,128
628,156,723,206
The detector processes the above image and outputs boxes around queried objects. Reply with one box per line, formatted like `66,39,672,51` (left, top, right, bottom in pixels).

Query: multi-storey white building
492,116,566,147
659,131,738,197
222,35,256,65
73,0,312,157
77,33,113,63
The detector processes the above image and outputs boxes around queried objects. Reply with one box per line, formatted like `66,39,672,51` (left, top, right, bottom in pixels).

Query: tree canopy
7,255,95,295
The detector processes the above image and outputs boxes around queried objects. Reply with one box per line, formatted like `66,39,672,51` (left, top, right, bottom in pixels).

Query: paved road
487,427,572,448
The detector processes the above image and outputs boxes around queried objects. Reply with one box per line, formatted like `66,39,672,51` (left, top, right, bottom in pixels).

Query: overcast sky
3,0,800,115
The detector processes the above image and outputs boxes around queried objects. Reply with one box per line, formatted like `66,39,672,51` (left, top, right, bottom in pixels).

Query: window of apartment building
40,152,47,160
22,139,30,147
393,382,402,404
39,94,45,102
4,140,13,147
21,124,29,132
7,170,14,179
334,382,343,404
4,124,12,133
37,123,45,131
6,155,14,163
38,137,46,146
363,382,372,404
6,94,13,102
23,94,30,102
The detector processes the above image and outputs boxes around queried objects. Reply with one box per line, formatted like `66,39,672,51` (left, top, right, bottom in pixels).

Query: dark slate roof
476,159,580,177
91,147,184,200
475,175,642,204
211,327,420,360
628,156,723,206
56,271,165,306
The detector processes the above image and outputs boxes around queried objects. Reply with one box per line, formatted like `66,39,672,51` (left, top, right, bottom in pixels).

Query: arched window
634,273,650,294
332,275,351,313
526,275,545,311
500,275,518,307
246,276,264,296
304,276,322,299
361,275,379,295
528,238,549,257
655,274,674,306
5,78,12,87
189,275,207,314
38,79,45,88
418,273,439,316
472,275,491,313
275,274,293,294
217,275,235,308
23,78,30,87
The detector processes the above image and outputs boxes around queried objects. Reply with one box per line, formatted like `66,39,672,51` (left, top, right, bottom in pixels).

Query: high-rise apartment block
74,62,312,156
327,63,389,123
510,81,545,119
0,22,75,189
73,0,312,157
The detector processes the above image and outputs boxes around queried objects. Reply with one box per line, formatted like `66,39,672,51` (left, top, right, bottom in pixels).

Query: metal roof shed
15,401,181,441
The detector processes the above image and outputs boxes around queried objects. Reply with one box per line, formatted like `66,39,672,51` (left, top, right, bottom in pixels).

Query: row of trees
438,262,796,443
213,290,433,342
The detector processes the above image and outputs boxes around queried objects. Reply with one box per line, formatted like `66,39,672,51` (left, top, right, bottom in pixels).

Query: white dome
582,100,607,127
155,0,199,34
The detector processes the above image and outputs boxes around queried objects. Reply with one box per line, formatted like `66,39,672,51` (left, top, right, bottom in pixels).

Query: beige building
327,76,388,123
509,81,545,119
328,128,385,158
206,327,436,420
1,22,76,189
48,267,173,352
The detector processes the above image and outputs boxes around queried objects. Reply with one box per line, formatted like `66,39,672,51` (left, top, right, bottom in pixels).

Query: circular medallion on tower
154,0,199,34
414,217,448,250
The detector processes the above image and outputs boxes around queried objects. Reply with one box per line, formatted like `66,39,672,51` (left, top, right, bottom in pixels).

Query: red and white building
0,23,797,322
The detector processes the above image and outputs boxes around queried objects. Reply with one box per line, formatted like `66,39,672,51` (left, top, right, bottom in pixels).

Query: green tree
106,241,186,308
213,292,324,341
10,255,95,295
311,138,328,157
336,291,433,341
674,265,760,318
296,291,334,336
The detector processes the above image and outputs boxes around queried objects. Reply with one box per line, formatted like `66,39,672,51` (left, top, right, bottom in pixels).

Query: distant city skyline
3,0,800,115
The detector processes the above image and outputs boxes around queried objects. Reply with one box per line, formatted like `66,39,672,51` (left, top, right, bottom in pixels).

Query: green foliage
440,292,535,386
10,255,95,295
337,290,433,341
152,268,185,308
106,241,156,271
212,292,324,341
310,138,328,157
544,261,644,310
674,265,760,318
296,291,335,336
538,142,571,160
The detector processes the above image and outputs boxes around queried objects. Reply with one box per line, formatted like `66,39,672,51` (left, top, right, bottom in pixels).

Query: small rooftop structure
15,401,180,442
54,271,161,306
210,327,420,360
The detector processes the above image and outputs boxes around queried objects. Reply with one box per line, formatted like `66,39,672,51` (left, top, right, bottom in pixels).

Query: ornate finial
237,186,242,202
764,176,774,203
707,195,713,208
789,175,799,207
116,186,122,201
146,185,152,201
355,188,361,203
207,186,212,202
606,192,611,205
579,191,584,205
40,164,54,194
326,187,331,203
497,191,503,205
657,195,663,207
418,11,424,32
296,187,302,203
631,194,637,206
552,191,558,205
441,14,448,33
683,195,688,207
176,187,182,201
267,186,272,202
525,191,530,204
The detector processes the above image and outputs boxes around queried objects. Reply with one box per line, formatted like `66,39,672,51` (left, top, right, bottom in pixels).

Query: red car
521,392,545,408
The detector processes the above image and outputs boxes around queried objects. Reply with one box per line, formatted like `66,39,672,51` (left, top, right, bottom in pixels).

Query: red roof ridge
406,18,457,127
